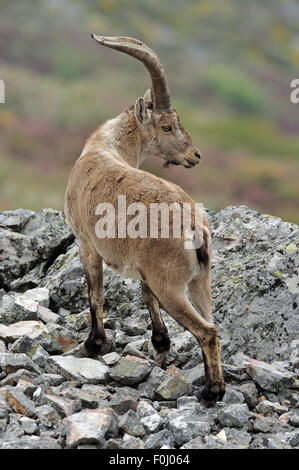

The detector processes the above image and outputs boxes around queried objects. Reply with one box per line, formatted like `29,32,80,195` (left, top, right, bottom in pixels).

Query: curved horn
92,34,172,113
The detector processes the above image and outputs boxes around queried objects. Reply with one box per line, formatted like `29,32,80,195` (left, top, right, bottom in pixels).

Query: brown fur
65,90,225,406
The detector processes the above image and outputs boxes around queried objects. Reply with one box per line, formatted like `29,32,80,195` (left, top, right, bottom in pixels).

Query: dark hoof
151,333,171,353
196,381,226,407
81,338,108,358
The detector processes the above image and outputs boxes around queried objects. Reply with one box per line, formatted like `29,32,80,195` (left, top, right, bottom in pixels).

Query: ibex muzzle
65,35,225,407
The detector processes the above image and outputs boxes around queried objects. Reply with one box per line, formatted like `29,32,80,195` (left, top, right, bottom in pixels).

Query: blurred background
0,0,298,223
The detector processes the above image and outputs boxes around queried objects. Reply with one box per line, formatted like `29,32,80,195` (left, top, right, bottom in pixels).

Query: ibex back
65,35,225,406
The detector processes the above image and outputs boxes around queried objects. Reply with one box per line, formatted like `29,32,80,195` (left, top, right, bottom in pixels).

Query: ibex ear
143,88,153,104
134,97,149,126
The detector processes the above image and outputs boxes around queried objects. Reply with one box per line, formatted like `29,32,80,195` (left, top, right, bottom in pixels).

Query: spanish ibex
65,35,225,406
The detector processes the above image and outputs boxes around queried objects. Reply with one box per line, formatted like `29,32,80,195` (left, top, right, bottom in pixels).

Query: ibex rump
65,36,225,406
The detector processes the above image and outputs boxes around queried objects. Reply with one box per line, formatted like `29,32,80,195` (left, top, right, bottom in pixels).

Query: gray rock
109,355,153,385
32,373,65,387
102,352,121,366
145,429,175,449
19,416,38,435
119,410,146,437
0,321,48,344
238,382,259,409
290,339,299,370
109,394,137,415
0,208,73,289
244,357,295,392
45,355,110,384
155,373,190,400
44,393,76,417
121,433,145,449
217,403,251,428
289,409,299,427
0,435,61,449
0,352,42,374
6,388,37,417
284,429,299,447
255,399,288,415
136,400,163,433
37,306,60,324
253,415,291,433
64,407,119,447
165,408,211,445
222,386,245,404
37,405,60,428
180,364,205,387
250,433,291,449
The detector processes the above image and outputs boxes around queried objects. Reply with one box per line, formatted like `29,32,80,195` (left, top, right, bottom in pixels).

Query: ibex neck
99,111,143,168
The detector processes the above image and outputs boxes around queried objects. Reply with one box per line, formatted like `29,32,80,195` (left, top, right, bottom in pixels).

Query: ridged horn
92,34,172,113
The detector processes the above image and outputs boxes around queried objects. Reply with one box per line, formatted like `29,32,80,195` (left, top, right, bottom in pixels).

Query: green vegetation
0,0,298,223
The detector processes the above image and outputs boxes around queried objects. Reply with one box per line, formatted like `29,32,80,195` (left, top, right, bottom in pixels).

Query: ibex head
92,35,201,169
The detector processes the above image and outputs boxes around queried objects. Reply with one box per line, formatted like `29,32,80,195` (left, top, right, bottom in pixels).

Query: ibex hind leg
141,282,176,368
148,281,225,406
79,241,108,357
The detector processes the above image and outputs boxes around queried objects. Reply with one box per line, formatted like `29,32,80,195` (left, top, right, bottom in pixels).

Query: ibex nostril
195,152,201,160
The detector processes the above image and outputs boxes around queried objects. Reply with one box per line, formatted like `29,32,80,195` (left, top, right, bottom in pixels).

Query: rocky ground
0,205,298,449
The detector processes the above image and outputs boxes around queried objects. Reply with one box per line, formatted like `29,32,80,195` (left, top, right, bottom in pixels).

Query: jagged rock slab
45,355,110,384
244,357,295,392
64,407,119,447
0,352,42,374
0,321,48,343
109,355,154,385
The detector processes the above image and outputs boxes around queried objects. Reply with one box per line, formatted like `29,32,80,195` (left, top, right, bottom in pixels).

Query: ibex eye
162,125,172,133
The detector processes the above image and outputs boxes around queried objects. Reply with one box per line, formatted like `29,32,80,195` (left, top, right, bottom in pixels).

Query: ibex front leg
79,241,107,357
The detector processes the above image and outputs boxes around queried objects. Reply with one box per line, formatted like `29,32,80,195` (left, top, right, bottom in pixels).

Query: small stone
244,357,295,392
109,394,137,415
155,374,189,400
238,382,259,409
0,321,48,343
102,352,121,366
44,393,76,417
109,355,153,385
255,399,288,416
253,414,290,433
19,416,38,435
144,429,175,449
32,373,65,387
121,433,144,449
31,346,50,368
181,364,205,387
0,353,42,375
218,404,251,428
23,288,50,308
6,388,37,417
177,396,200,409
37,306,60,324
119,410,146,437
289,409,299,427
45,355,110,384
16,379,37,398
64,310,90,331
0,435,61,449
122,317,147,336
165,408,211,446
37,405,60,428
222,386,245,404
64,407,119,448
136,400,163,433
